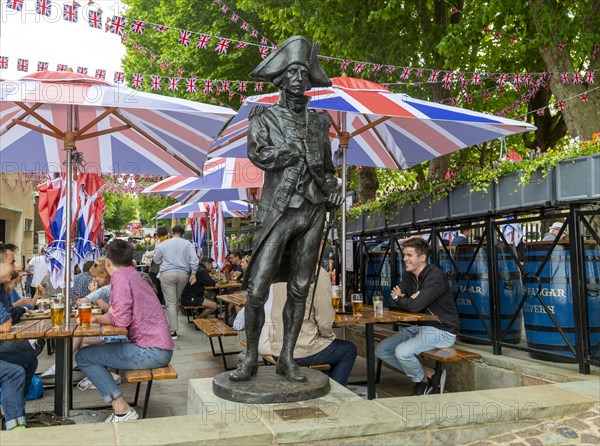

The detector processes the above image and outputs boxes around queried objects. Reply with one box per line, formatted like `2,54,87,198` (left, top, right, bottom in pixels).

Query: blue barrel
523,241,600,362
454,244,523,344
365,248,392,306
438,246,457,296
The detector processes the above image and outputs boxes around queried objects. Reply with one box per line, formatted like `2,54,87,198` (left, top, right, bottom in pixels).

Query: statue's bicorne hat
249,36,331,88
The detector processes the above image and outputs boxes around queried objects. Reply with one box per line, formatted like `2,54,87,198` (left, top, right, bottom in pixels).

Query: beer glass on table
373,293,384,316
351,293,363,317
78,302,92,328
331,285,341,311
50,302,65,329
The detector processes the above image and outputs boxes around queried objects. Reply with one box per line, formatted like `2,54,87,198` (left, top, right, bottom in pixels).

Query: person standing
153,226,198,339
25,247,48,294
375,238,459,395
542,221,567,241
76,240,174,422
451,228,472,246
231,36,342,382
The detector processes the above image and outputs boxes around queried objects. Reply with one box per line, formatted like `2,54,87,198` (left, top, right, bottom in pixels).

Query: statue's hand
326,192,344,210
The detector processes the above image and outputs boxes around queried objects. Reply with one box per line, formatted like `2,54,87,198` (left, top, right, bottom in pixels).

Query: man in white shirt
25,248,48,291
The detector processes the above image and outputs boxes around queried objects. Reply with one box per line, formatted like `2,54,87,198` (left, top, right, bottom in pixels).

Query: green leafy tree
103,193,138,230
137,194,178,225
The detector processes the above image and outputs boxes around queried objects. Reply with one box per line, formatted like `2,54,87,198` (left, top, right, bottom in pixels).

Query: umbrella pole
339,113,349,308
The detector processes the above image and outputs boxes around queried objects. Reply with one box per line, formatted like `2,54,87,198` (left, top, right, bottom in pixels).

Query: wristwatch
392,295,400,301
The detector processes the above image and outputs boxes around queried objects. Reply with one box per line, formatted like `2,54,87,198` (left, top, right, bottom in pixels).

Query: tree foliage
103,193,138,230
137,194,178,225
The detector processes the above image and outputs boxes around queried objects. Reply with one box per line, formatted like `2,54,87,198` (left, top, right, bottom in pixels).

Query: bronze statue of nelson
230,36,342,383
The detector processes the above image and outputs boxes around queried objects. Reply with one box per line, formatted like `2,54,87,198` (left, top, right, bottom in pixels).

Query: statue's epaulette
249,105,269,119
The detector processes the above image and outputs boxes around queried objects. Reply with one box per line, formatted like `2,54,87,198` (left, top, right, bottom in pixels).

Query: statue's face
281,63,310,96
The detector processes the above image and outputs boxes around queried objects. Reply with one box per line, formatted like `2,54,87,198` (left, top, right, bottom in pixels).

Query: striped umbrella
142,158,262,203
154,200,250,219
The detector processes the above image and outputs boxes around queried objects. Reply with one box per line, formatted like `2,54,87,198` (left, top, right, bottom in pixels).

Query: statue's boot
276,356,306,383
229,301,261,382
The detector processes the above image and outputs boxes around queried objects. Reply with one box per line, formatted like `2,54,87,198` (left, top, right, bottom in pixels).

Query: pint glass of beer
331,285,341,311
351,293,363,317
78,302,92,327
50,302,65,329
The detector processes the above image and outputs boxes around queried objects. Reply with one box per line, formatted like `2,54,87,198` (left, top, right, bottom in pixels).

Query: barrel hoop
526,341,574,352
524,277,570,284
455,272,522,281
458,313,522,320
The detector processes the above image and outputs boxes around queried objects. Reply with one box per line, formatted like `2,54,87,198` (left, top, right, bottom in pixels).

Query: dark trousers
0,352,38,397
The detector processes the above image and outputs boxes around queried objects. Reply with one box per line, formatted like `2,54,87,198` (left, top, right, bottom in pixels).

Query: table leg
53,338,73,417
366,323,376,400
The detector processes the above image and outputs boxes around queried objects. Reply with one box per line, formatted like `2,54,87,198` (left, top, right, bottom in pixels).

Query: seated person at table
229,251,244,281
180,257,217,319
375,238,459,396
8,265,38,310
76,240,174,423
259,268,357,387
0,244,38,430
71,261,94,299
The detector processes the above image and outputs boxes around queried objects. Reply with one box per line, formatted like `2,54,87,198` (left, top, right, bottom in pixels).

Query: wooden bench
125,365,178,418
372,329,481,393
194,318,240,370
180,304,204,324
240,339,331,372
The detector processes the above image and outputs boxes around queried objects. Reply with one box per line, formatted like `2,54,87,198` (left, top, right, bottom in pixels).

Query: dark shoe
429,369,447,394
411,380,432,396
171,331,178,340
229,360,258,382
275,359,307,383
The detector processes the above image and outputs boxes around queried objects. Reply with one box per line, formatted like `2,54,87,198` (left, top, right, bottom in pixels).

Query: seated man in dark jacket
375,238,459,396
180,257,217,319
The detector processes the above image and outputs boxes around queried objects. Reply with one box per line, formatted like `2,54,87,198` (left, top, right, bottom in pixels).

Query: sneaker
171,331,178,340
103,409,139,423
411,380,432,396
429,369,447,394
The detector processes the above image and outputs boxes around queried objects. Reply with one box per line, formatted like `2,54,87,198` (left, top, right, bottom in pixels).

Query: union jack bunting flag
220,4,228,13
428,70,439,83
88,10,102,29
168,77,179,91
250,29,258,38
557,101,565,110
95,69,106,80
340,60,351,71
496,73,507,86
259,46,269,59
442,71,453,89
235,41,248,49
231,13,239,22
572,72,582,84
400,67,411,80
114,71,125,83
215,38,230,54
221,81,230,91
384,66,397,74
6,0,23,11
77,67,88,74
131,20,146,34
0,56,8,69
580,93,589,103
151,75,162,90
415,68,424,78
36,0,51,17
254,82,263,92
179,30,192,47
17,58,28,72
203,79,213,93
238,81,247,92
196,34,210,49
371,64,382,72
56,63,68,71
460,78,468,90
241,22,249,31
471,72,482,85
260,36,268,45
353,62,366,73
154,24,169,32
63,3,78,22
109,16,126,36
560,72,569,84
131,73,143,89
185,78,198,93
585,70,595,84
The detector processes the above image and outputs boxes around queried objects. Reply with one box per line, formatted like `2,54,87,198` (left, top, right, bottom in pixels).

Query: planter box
363,210,386,233
555,154,600,203
387,203,415,230
449,184,495,219
414,195,450,224
495,170,555,211
346,215,363,236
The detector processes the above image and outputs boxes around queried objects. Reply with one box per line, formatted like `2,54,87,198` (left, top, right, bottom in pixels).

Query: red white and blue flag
189,216,207,257
17,58,28,72
95,69,106,80
109,16,126,36
186,78,198,93
63,3,78,22
179,30,192,47
37,61,48,71
0,56,9,69
36,0,52,17
151,75,162,91
215,38,230,54
114,71,125,83
132,73,143,89
131,20,146,34
209,202,227,268
197,34,210,49
88,10,102,29
7,0,23,11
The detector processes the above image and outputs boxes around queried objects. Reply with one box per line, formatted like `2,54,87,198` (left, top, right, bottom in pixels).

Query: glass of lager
50,302,65,329
78,302,92,327
373,293,384,316
331,285,341,311
351,293,363,317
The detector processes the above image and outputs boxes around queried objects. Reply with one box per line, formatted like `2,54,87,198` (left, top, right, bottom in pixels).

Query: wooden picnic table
205,281,242,291
1,318,127,416
215,292,246,324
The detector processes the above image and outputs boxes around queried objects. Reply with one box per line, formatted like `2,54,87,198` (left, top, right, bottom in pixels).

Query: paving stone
488,433,517,443
556,426,578,439
538,432,572,444
524,437,544,446
560,417,590,431
197,367,225,378
514,428,544,438
580,433,600,444
508,442,527,446
466,442,493,446
576,411,599,419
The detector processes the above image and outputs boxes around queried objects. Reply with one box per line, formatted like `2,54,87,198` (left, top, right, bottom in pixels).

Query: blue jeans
275,340,358,386
0,354,38,429
375,325,456,383
76,343,172,403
